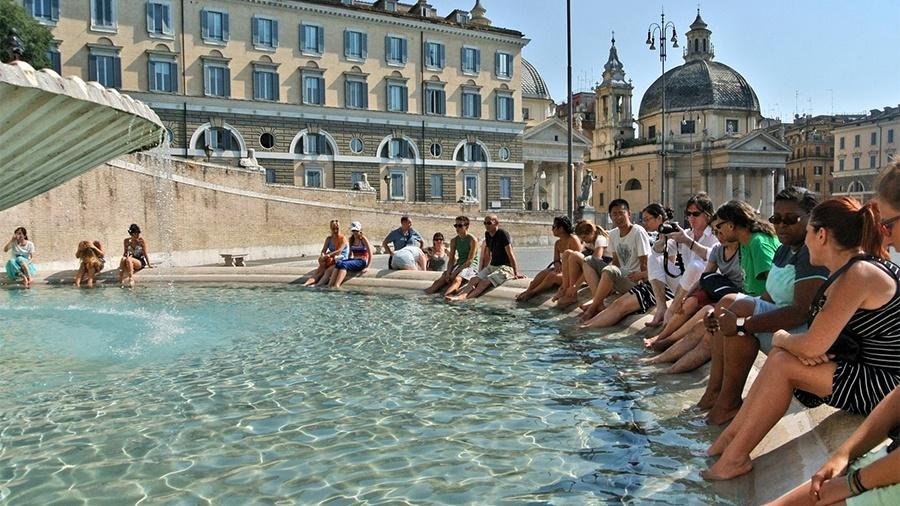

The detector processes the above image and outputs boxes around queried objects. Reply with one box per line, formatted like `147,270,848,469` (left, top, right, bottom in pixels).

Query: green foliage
0,0,54,69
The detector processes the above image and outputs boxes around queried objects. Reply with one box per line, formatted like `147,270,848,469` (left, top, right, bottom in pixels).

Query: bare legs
644,297,702,349
579,269,616,322
645,279,669,327
516,269,562,302
555,251,587,305
579,293,641,329
118,257,142,288
446,277,493,301
303,258,330,287
425,270,453,294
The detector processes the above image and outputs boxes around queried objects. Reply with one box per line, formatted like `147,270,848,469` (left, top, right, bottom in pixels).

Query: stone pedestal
576,205,597,224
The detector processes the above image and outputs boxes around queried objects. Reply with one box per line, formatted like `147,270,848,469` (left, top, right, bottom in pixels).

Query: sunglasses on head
685,211,704,217
768,214,803,226
882,214,900,232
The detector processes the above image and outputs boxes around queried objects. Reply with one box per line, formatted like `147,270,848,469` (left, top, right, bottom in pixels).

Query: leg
303,262,327,286
703,350,836,480
645,298,701,348
642,325,704,365
316,266,335,286
645,279,669,327
75,264,86,287
699,295,755,411
447,278,481,301
416,253,427,271
330,268,349,288
580,293,640,329
665,332,713,374
707,333,761,425
85,265,96,288
466,278,495,299
579,269,615,321
516,269,550,301
425,271,450,294
443,275,465,297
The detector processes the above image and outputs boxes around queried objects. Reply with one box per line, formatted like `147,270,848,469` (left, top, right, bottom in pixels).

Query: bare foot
707,401,742,426
24,278,32,288
555,295,578,306
700,455,753,481
643,336,658,348
645,312,665,327
515,291,533,302
579,305,602,323
578,300,593,312
706,430,734,457
696,390,719,411
127,277,135,288
445,293,468,302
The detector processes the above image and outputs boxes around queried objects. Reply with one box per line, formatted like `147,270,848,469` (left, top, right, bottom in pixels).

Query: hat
350,221,362,232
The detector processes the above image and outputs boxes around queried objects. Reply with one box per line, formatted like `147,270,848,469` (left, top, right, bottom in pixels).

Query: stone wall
0,155,556,272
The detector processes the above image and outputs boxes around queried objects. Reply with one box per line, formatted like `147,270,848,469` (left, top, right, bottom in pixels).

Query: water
0,286,739,504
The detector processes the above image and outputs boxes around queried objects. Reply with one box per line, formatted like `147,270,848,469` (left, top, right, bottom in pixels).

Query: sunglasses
715,221,730,231
483,221,495,225
453,224,466,228
685,211,704,218
882,214,900,232
768,214,803,226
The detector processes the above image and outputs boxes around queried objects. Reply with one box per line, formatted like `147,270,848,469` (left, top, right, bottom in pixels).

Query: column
737,169,746,200
667,171,676,208
724,169,734,203
765,169,775,215
777,169,785,193
532,162,541,212
699,169,707,193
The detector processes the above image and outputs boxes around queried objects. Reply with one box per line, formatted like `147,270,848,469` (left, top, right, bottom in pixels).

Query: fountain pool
0,285,737,504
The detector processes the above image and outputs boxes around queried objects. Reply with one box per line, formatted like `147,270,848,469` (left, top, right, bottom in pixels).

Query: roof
638,60,760,119
522,58,551,100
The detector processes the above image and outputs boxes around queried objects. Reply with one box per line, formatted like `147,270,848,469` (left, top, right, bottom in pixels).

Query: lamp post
646,10,678,207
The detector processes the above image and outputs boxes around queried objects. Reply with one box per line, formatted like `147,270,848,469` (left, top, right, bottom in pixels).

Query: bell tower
592,35,634,160
684,9,714,62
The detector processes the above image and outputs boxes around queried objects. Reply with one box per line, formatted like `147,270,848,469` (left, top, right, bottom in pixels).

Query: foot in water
700,455,753,481
706,401,742,426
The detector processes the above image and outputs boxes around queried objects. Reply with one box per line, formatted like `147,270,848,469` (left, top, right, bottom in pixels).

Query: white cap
350,221,362,231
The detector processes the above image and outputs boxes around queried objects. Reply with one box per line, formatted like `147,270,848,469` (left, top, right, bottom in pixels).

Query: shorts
732,294,799,353
584,255,609,276
477,264,515,287
846,446,900,506
391,246,423,270
457,266,479,281
600,264,638,295
335,258,367,272
629,281,675,314
6,256,36,280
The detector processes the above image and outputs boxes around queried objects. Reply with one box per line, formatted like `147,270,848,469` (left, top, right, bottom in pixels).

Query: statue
352,173,375,191
458,188,478,205
573,113,584,131
579,169,597,208
239,148,264,171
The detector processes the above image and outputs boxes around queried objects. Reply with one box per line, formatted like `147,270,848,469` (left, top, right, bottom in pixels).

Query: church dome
637,58,760,119
522,58,551,100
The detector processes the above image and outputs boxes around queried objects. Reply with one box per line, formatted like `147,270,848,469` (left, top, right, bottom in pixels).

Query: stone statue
578,169,597,208
573,113,584,131
239,148,262,171
352,173,375,191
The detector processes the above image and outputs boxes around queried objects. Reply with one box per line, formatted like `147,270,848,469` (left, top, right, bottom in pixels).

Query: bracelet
847,470,858,496
852,468,868,494
689,238,695,251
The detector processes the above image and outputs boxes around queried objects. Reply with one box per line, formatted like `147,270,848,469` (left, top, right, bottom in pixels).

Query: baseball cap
350,221,362,232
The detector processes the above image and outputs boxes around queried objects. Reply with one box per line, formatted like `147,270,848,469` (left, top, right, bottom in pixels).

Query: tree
0,0,54,69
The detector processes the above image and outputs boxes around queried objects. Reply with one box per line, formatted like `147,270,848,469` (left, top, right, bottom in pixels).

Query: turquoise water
0,286,736,504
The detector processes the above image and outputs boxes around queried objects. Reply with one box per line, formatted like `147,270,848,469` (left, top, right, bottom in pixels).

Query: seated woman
4,227,36,288
644,215,742,351
303,219,349,287
327,221,372,289
118,224,150,288
425,216,479,296
554,220,609,306
516,216,581,302
703,196,900,481
75,240,105,288
641,201,780,374
424,233,449,272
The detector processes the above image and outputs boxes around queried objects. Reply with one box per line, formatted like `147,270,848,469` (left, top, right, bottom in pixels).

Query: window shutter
438,90,445,115
202,64,209,95
460,47,466,70
200,9,208,39
475,97,481,118
508,55,513,78
24,0,34,15
317,77,325,105
345,80,351,107
252,17,259,46
163,4,172,35
495,52,500,76
400,38,408,63
384,35,391,62
50,0,59,21
170,62,178,92
273,73,280,101
88,55,97,81
495,95,500,120
113,56,121,88
253,71,259,99
362,82,368,108
474,49,480,72
299,25,306,51
272,20,278,47
204,128,211,149
222,13,230,41
317,26,324,52
147,60,154,90
146,3,153,34
401,87,408,112
343,30,350,56
223,67,231,96
361,33,368,58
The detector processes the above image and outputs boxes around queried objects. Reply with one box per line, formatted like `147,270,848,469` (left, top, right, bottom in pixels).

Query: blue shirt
384,227,423,251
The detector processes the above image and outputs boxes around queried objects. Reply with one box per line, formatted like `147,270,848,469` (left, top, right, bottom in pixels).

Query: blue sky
429,0,900,121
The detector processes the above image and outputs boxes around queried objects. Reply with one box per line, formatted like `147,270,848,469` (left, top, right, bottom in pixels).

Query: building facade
781,114,863,197
831,107,899,201
27,0,529,210
584,12,789,218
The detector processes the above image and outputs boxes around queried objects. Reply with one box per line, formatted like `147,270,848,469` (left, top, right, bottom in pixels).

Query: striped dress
795,256,900,415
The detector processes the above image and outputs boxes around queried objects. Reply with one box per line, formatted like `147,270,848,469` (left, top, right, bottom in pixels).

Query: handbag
698,272,740,302
806,255,874,364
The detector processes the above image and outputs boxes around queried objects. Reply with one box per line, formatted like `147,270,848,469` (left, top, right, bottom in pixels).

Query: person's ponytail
859,202,888,259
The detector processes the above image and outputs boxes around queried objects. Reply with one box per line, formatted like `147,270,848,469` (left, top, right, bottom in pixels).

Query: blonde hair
574,219,608,239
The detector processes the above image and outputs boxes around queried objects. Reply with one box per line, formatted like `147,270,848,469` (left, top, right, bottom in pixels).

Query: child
4,227,36,288
75,240,104,288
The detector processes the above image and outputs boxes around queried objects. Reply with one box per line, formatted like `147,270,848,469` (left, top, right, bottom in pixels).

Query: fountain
0,56,164,211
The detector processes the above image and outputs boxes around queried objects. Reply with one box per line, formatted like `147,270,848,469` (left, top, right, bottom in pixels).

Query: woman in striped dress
702,196,900,481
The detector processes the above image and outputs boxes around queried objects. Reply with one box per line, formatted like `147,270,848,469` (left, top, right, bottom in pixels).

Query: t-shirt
609,225,651,275
765,244,829,306
384,227,423,251
485,228,512,267
680,226,720,290
9,241,34,258
739,232,780,296
710,244,744,287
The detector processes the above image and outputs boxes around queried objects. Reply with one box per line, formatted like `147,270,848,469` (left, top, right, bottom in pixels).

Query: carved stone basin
0,61,164,211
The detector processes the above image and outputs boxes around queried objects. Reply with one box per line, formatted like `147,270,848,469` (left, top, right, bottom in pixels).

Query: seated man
447,214,523,301
382,215,424,270
578,199,651,325
391,245,427,271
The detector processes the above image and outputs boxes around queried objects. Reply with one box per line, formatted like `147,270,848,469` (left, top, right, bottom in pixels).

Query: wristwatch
736,317,747,337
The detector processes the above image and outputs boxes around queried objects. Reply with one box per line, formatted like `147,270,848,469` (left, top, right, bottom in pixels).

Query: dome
638,60,760,119
522,58,551,100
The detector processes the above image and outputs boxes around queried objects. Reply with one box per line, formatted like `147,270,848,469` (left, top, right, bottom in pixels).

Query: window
385,35,407,65
266,169,276,184
648,125,656,139
146,1,173,37
91,0,116,31
430,143,442,157
681,119,696,134
726,119,739,134
839,137,845,150
305,168,323,188
870,155,877,168
88,50,121,88
889,129,895,144
495,51,512,79
148,56,177,92
425,41,445,70
203,61,230,97
344,30,368,60
197,127,239,151
302,72,325,105
381,138,412,159
46,43,61,73
624,178,642,191
871,132,877,145
813,166,823,176
253,17,278,50
350,138,364,154
201,10,229,43
430,174,443,198
259,132,275,149
815,145,821,156
301,24,324,55
461,88,481,118
522,108,530,121
458,143,486,162
464,174,478,199
345,77,368,109
499,177,512,199
839,159,845,171
815,182,820,192
253,66,279,101
27,0,58,24
296,133,333,156
854,134,860,148
496,93,514,121
425,84,446,115
498,147,510,161
387,81,408,112
389,171,405,199
461,47,480,74
854,156,860,170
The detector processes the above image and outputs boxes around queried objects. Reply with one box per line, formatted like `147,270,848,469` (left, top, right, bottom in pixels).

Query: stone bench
220,253,248,267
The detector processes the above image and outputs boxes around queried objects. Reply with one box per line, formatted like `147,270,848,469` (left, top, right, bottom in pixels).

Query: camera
658,222,680,235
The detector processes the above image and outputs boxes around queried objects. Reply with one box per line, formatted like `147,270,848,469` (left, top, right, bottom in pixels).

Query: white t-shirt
609,225,651,275
679,226,719,290
10,241,34,258
592,235,609,255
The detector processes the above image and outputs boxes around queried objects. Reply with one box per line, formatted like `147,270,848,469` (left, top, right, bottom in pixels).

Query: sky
429,0,900,121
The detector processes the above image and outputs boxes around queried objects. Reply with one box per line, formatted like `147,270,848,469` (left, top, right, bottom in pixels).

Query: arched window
294,132,334,155
380,138,413,159
624,178,642,191
848,180,866,193
194,126,240,151
456,142,486,162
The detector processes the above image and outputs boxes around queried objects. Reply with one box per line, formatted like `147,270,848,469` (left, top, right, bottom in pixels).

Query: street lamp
646,10,678,207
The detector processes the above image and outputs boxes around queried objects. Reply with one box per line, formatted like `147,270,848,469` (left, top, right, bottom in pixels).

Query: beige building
585,12,789,218
831,107,899,200
780,114,863,197
29,0,529,210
